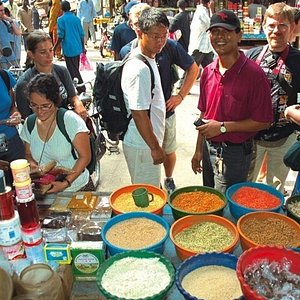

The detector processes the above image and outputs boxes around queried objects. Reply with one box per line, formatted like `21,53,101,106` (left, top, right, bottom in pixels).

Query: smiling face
209,27,242,57
29,92,56,122
264,16,294,52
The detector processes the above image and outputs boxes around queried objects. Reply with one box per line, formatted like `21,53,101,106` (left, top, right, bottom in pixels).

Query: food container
0,211,21,246
14,179,33,200
44,243,72,264
0,187,15,221
21,224,43,246
285,194,300,224
10,159,30,183
96,250,175,300
226,182,284,220
176,252,243,300
170,214,239,261
168,186,227,220
236,246,300,300
102,212,169,256
109,184,167,215
237,211,300,251
71,241,105,280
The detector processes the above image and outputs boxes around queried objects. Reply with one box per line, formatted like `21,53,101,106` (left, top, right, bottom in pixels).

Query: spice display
172,191,224,213
287,201,300,218
174,222,234,252
113,192,165,212
105,218,166,249
240,217,300,247
232,187,281,209
101,257,171,299
182,265,243,300
244,258,300,299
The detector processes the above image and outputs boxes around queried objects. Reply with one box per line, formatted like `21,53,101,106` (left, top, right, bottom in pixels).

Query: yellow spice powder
113,192,165,212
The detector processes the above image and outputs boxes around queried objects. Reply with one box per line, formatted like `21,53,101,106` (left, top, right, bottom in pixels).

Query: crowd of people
0,0,300,197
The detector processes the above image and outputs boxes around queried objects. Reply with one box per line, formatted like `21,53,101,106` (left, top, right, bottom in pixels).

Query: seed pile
105,217,167,249
182,265,243,300
232,186,281,209
174,222,234,252
240,217,300,247
287,201,300,218
113,193,165,212
172,191,224,213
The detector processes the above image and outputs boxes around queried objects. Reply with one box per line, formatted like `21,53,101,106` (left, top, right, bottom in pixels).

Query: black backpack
93,53,154,141
26,108,103,175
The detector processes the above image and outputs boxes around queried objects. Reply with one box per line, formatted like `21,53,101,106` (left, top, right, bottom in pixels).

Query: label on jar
2,240,25,260
0,211,21,246
21,225,42,245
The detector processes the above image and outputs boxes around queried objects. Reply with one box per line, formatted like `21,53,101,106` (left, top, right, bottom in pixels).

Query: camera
194,118,206,127
0,133,8,153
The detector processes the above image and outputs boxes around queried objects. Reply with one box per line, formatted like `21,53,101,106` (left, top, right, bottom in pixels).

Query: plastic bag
79,53,93,71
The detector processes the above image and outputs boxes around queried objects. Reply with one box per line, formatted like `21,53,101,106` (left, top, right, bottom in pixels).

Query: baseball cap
125,1,139,15
207,10,240,31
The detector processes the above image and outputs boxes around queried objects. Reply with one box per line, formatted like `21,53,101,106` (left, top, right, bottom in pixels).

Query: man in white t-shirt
121,7,169,187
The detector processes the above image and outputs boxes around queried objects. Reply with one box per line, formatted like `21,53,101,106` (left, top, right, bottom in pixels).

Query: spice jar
16,195,40,229
14,263,65,300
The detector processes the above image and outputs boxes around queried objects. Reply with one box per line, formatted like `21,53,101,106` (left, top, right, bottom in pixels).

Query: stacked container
0,169,25,260
10,159,45,263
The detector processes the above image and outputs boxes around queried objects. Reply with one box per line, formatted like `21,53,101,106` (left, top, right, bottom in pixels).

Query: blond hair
129,3,150,19
263,2,294,25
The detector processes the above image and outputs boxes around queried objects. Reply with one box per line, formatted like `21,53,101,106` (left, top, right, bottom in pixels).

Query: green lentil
174,222,234,252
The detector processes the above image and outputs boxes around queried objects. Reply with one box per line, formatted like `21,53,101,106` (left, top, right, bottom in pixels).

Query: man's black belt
207,139,252,147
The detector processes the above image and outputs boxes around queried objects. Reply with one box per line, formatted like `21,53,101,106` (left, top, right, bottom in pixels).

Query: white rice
182,265,243,300
101,257,171,299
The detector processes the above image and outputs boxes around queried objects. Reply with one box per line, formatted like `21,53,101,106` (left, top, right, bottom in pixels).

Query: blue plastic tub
101,211,170,256
226,182,284,220
176,252,243,300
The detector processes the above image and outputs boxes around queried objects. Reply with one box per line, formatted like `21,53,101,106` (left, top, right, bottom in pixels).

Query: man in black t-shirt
247,2,300,192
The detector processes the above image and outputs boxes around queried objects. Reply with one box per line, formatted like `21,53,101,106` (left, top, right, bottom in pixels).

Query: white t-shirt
121,47,166,149
21,110,90,192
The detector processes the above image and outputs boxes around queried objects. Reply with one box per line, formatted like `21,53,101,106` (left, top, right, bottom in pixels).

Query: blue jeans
203,140,253,194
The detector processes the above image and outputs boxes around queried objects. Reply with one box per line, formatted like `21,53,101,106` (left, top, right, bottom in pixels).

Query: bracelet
178,92,184,101
64,178,71,187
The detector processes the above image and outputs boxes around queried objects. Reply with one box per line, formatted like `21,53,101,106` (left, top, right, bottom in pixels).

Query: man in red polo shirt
191,10,273,193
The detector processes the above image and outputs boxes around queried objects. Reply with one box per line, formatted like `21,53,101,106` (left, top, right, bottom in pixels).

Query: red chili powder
232,187,281,209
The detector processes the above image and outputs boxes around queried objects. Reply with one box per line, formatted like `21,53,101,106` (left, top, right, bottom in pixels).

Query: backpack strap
0,69,11,93
27,113,37,133
56,108,77,160
134,53,155,97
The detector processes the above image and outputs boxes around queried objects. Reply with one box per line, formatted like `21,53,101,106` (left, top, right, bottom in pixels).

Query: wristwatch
220,122,227,134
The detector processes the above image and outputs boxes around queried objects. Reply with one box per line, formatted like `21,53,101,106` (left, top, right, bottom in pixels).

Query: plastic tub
176,252,243,300
109,184,167,215
285,194,300,224
10,159,30,183
169,214,239,261
168,186,227,220
237,246,300,300
226,182,284,220
96,250,175,300
237,211,300,251
101,212,169,256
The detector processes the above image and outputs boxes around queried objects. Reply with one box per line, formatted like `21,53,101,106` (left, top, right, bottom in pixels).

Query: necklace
38,115,56,166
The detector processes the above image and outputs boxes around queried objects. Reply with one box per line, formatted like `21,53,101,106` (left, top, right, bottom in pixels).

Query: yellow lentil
113,193,165,212
105,217,167,249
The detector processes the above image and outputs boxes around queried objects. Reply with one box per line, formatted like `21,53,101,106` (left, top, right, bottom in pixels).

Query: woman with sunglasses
15,30,87,120
20,73,94,193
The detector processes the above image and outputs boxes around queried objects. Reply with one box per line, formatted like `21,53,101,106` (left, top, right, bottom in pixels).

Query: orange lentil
172,191,224,213
232,187,281,209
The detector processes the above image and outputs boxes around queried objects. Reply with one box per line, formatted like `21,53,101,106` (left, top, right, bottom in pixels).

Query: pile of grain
105,217,167,249
181,265,242,300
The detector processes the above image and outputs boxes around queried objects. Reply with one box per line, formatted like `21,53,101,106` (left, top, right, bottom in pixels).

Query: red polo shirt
198,51,273,143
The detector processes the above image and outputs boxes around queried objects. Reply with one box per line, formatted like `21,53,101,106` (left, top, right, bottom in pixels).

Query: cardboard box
71,241,105,280
44,243,72,264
